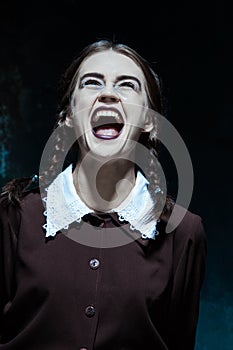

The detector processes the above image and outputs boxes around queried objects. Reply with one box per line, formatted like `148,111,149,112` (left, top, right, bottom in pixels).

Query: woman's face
67,49,152,160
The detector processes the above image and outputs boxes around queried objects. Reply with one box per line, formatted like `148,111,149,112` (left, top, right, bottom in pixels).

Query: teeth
93,110,121,122
97,110,118,117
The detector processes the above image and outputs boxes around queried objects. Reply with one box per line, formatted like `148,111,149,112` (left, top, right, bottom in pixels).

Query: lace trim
42,165,159,240
42,169,93,237
117,184,158,239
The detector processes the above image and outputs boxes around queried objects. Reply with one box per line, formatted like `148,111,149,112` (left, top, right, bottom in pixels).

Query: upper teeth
97,110,118,117
93,110,121,122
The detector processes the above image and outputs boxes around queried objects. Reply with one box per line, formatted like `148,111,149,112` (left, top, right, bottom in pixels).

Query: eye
116,80,139,91
79,77,103,89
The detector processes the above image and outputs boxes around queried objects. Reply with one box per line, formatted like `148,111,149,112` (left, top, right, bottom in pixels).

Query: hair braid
39,113,77,190
144,110,175,224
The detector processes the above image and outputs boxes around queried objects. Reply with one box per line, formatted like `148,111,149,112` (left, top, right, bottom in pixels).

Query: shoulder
173,204,203,231
0,175,40,220
156,204,207,279
0,174,39,206
167,204,207,258
159,202,206,247
175,205,206,241
0,175,41,234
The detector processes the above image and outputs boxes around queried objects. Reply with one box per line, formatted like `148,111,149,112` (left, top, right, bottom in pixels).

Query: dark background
0,1,232,349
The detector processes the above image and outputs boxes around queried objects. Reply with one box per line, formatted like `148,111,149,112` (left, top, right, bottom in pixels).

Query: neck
72,155,136,212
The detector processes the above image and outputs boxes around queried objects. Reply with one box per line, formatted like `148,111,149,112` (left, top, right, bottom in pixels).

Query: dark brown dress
0,181,207,350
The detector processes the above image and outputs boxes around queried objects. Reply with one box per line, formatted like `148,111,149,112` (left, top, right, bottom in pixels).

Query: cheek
73,96,89,114
75,89,98,106
126,105,147,128
72,96,93,126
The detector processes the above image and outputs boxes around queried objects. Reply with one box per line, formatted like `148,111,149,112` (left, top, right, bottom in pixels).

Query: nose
97,86,120,103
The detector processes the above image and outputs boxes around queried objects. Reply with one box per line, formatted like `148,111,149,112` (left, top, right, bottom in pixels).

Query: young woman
0,40,207,350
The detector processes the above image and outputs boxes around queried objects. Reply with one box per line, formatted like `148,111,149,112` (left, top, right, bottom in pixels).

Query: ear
64,114,74,128
142,112,154,132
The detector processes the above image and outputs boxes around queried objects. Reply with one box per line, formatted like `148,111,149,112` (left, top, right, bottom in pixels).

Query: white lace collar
42,164,159,240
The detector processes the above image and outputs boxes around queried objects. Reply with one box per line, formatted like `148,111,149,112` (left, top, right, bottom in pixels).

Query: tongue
95,126,119,138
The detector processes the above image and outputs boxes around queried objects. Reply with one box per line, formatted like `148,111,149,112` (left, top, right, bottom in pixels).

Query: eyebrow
80,72,104,81
79,72,142,90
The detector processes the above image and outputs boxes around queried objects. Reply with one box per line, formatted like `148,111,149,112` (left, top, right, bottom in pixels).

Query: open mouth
91,108,124,140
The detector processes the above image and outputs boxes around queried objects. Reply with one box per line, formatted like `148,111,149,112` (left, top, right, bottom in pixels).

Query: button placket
80,247,102,349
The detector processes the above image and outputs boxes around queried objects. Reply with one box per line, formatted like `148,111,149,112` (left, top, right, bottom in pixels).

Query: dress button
89,258,100,269
85,305,95,317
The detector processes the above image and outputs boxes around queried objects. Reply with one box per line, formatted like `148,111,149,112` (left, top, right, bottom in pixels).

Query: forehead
78,50,145,81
